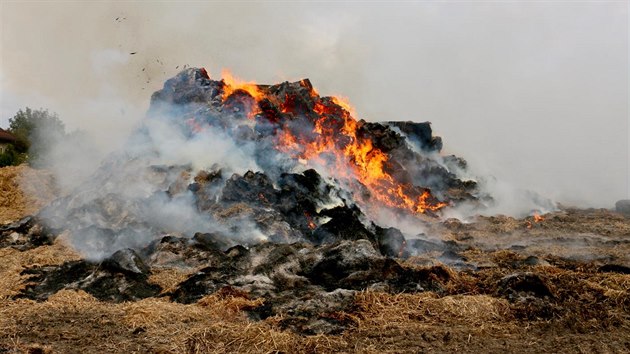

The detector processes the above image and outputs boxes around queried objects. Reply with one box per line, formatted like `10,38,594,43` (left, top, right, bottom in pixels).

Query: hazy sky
0,1,627,208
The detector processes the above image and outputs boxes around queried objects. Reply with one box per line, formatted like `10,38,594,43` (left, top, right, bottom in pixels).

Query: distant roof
0,128,17,143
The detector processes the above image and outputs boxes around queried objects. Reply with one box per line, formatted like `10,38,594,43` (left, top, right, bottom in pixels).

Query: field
1,165,628,353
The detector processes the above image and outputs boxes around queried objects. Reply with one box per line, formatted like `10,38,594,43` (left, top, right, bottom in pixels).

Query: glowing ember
258,193,269,204
185,117,204,134
304,212,317,230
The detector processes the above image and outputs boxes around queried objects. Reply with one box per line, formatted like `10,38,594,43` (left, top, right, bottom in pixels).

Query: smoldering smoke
35,68,554,260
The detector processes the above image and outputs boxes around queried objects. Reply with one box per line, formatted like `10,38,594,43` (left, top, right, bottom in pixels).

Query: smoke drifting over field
0,2,627,208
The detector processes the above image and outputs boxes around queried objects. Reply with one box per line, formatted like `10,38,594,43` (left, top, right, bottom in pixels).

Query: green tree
8,108,66,166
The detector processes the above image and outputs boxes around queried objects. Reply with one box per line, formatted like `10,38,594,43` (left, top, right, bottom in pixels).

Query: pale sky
0,1,627,207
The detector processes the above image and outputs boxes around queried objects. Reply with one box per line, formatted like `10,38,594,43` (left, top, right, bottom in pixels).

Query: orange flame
304,212,317,230
277,96,447,215
220,69,265,102
331,96,357,117
215,71,448,216
526,212,545,229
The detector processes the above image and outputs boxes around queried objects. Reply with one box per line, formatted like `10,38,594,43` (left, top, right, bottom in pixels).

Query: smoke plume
1,2,627,211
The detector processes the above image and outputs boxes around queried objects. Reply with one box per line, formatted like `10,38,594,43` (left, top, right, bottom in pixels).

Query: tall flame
220,69,265,101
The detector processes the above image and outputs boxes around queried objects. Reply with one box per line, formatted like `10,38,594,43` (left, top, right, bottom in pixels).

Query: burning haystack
38,68,479,258
2,69,630,344
3,68,484,334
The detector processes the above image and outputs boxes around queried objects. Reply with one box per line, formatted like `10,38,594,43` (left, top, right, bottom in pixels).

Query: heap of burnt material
37,67,479,261
150,68,477,204
17,236,453,334
8,69,630,338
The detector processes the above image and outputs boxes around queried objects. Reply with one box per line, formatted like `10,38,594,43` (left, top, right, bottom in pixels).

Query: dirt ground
0,165,628,353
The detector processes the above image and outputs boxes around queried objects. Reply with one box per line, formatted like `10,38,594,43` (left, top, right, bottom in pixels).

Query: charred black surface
149,68,220,110
137,238,453,334
306,240,400,290
274,169,325,235
406,238,465,255
497,272,554,299
0,216,57,250
312,205,376,245
19,261,92,300
375,226,408,258
18,250,161,303
271,289,358,335
384,121,442,152
359,122,407,153
167,265,243,304
0,216,34,234
221,171,278,206
193,232,234,252
103,248,151,277
598,264,630,274
140,235,228,269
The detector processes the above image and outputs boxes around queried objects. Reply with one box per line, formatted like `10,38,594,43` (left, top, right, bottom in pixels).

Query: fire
215,70,448,216
219,69,265,102
331,96,357,117
277,94,448,215
302,79,319,97
526,212,545,229
304,212,317,230
276,130,299,153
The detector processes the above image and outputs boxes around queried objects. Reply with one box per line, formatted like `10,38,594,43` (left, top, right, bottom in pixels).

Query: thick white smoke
37,99,268,260
1,2,627,214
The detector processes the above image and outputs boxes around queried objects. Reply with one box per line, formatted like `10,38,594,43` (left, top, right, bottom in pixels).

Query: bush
0,144,27,167
7,107,66,167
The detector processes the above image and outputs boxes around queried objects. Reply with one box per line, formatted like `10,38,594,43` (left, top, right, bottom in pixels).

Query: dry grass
148,268,199,295
1,166,630,353
0,257,629,353
354,292,512,326
0,238,81,300
0,236,627,353
0,165,56,224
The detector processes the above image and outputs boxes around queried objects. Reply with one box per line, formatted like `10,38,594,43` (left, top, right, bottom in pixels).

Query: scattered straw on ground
0,238,81,300
149,268,200,294
1,165,630,353
0,238,628,353
0,165,57,224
